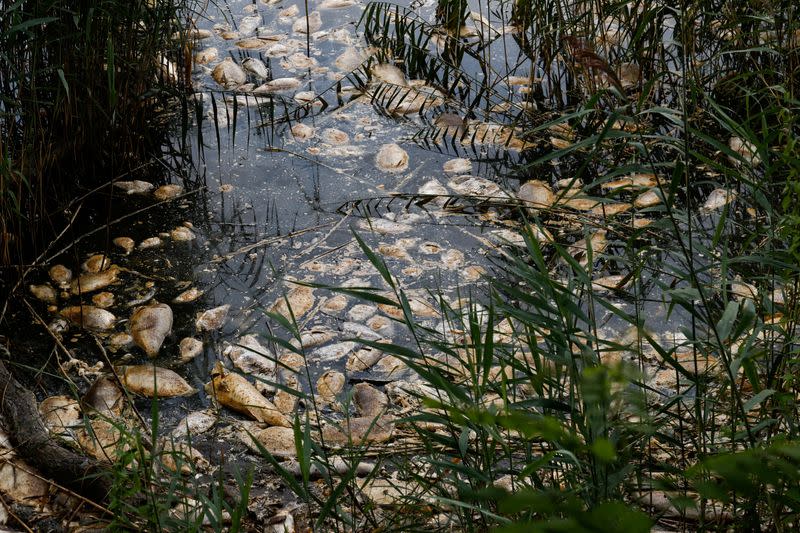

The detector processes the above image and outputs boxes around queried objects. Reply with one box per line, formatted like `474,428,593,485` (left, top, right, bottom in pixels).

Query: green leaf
743,389,775,412
716,300,739,341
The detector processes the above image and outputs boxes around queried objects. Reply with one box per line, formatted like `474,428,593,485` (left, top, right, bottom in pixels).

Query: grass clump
0,0,192,266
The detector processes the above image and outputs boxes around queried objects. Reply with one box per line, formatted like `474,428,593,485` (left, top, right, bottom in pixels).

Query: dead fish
153,184,184,201
139,236,163,249
114,180,154,195
375,144,408,173
291,123,316,140
417,179,449,205
441,249,465,269
116,365,194,398
352,383,388,418
569,230,608,267
236,37,273,49
322,128,349,144
731,280,758,300
602,173,658,191
171,409,217,439
729,136,760,166
290,327,336,348
82,376,124,417
278,5,300,18
29,283,57,304
590,202,632,217
343,321,382,341
320,0,355,8
76,418,128,463
371,63,407,86
346,346,384,372
160,439,208,474
130,302,173,357
335,47,365,71
171,226,195,241
283,52,317,69
195,304,230,331
251,426,297,457
311,341,357,363
187,28,213,40
292,11,322,34
224,334,276,377
242,57,269,78
443,158,472,175
238,14,261,36
108,332,134,352
322,294,348,313
39,396,81,433
49,264,72,287
92,291,115,308
448,175,502,197
591,275,631,293
347,304,376,322
60,305,116,331
70,265,119,295
254,77,302,93
273,375,300,414
633,189,663,208
113,237,135,254
518,180,554,210
173,287,203,304
212,58,247,88
270,285,315,321
82,254,112,273
294,90,316,104
316,370,345,405
356,218,412,235
194,47,218,64
321,415,394,445
205,362,290,426
125,286,156,308
703,188,736,211
179,337,204,362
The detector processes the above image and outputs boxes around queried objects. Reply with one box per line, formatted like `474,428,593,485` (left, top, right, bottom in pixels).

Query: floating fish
60,305,116,331
196,304,230,331
179,337,204,362
118,365,194,398
518,180,554,209
112,237,135,254
114,180,154,195
70,265,119,295
443,158,472,175
205,362,290,426
48,264,72,287
292,11,322,34
316,370,345,405
212,58,247,88
130,302,173,357
173,287,203,304
29,283,57,304
242,57,269,78
375,143,408,173
153,184,184,201
371,63,407,86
